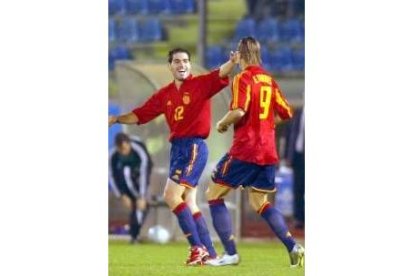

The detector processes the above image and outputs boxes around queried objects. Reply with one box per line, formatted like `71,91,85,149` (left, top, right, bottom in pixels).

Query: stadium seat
260,45,272,72
141,18,163,42
109,0,127,15
293,0,305,15
148,0,171,14
109,0,119,15
270,46,293,72
170,0,195,14
257,18,280,44
292,47,304,71
205,45,226,69
116,45,133,60
126,0,149,15
118,17,141,43
109,18,118,43
280,18,303,42
109,45,133,71
233,18,256,42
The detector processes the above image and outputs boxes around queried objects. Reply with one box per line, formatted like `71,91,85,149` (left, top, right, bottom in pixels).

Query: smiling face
168,52,191,81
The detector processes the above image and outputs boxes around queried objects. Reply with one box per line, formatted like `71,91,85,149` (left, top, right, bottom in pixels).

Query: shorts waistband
171,136,205,143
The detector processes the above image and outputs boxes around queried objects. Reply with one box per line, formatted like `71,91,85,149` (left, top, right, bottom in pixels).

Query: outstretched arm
108,112,139,127
216,108,246,133
218,51,239,78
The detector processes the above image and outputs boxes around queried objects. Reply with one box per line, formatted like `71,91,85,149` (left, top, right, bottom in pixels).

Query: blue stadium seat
233,18,256,42
205,45,226,69
260,45,272,72
126,0,149,15
109,0,127,15
257,18,280,44
270,46,293,72
148,0,171,14
170,0,195,14
293,0,305,15
292,47,304,71
118,17,141,43
109,0,119,15
141,18,163,42
109,18,117,43
109,45,133,70
116,45,133,60
280,18,303,42
299,18,305,40
109,51,116,71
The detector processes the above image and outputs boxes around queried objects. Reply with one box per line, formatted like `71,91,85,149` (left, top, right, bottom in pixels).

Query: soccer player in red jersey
109,48,237,265
205,37,305,267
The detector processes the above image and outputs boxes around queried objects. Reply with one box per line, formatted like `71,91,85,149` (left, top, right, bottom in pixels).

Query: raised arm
109,112,139,127
218,51,239,78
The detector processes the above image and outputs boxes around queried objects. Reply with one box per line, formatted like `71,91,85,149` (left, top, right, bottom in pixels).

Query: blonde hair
238,36,262,65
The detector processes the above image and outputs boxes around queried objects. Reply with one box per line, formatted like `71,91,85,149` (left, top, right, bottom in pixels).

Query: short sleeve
132,90,164,124
230,73,251,112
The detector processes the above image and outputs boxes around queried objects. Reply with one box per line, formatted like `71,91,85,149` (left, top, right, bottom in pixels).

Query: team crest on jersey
182,93,191,105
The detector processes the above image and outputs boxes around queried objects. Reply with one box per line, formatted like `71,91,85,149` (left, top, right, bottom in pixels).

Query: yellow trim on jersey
244,85,251,111
232,74,241,109
275,88,293,118
186,144,198,175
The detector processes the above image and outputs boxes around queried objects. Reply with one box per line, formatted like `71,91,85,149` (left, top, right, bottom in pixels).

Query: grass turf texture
109,240,304,276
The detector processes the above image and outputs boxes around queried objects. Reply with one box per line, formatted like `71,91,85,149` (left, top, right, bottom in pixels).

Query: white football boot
204,253,240,266
289,243,305,268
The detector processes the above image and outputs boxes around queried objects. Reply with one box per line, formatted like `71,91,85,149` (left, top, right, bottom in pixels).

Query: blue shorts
211,154,276,192
169,137,208,188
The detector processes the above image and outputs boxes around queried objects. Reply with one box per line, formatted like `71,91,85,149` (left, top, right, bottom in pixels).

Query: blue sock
193,211,217,258
208,199,237,255
173,202,202,247
259,202,296,252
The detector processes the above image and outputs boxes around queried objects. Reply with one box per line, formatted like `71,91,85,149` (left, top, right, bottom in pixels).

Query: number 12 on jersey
174,106,184,121
259,86,272,120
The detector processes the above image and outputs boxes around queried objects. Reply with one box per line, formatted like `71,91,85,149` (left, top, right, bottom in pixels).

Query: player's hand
109,115,118,127
216,121,228,133
229,50,239,64
137,198,147,210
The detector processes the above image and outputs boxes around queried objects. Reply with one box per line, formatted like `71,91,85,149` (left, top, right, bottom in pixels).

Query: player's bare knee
184,194,196,207
205,186,219,201
163,189,176,206
185,200,199,214
248,191,266,212
205,187,213,200
248,198,260,211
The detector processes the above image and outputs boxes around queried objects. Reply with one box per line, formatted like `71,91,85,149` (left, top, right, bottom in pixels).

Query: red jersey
132,69,229,141
228,65,293,165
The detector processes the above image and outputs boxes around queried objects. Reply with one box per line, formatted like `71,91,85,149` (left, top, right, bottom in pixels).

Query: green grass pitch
109,240,305,276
